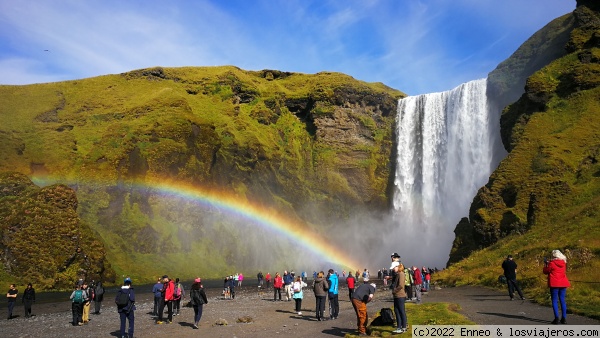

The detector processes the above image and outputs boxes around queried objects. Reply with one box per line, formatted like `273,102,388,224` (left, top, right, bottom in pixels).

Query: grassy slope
0,66,403,284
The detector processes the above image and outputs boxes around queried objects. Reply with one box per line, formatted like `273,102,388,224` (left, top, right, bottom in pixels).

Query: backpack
174,283,182,300
72,289,84,303
116,290,130,308
293,282,301,292
95,283,105,296
498,275,507,284
380,307,395,325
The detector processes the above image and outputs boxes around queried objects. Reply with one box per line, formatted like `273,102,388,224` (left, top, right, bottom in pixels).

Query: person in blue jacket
116,278,136,338
327,269,339,319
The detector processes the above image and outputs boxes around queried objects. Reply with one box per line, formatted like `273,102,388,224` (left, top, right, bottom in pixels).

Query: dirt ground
0,283,597,337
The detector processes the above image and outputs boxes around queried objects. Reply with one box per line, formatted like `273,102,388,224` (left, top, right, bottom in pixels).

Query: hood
552,259,566,269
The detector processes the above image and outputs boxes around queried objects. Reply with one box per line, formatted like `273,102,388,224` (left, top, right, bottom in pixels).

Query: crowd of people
4,248,572,337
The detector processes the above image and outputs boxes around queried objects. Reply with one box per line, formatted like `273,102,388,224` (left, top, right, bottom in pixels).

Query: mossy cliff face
0,68,403,281
450,1,600,264
0,172,115,289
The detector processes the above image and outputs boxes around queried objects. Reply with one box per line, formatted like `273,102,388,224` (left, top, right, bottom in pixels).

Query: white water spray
392,78,506,267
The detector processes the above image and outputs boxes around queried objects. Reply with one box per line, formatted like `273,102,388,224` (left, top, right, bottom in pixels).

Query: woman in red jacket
543,249,570,324
273,272,283,301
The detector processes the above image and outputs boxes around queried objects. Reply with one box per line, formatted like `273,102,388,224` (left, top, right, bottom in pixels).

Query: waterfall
393,78,506,267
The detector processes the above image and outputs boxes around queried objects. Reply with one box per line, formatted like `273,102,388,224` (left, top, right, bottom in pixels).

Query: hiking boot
156,321,164,324
551,318,559,325
560,317,567,324
298,312,302,315
193,324,199,329
393,328,404,333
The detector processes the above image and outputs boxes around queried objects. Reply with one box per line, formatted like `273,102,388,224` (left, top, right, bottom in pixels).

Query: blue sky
0,0,575,95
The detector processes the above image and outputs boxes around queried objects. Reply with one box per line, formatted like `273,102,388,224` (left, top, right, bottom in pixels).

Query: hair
317,271,324,278
295,276,302,282
552,249,567,262
328,269,334,274
176,277,180,283
124,280,132,286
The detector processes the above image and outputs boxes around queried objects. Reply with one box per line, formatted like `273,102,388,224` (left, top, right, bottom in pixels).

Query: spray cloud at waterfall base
388,78,506,268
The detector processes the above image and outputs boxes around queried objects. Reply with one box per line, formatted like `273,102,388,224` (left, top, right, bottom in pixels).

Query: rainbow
31,175,363,270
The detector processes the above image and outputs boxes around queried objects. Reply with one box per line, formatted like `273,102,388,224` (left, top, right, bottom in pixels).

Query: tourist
81,281,93,324
292,276,307,315
412,266,423,303
283,270,294,301
92,280,105,315
422,267,430,291
257,271,264,287
156,275,174,324
238,272,244,287
22,283,35,318
265,272,271,289
543,250,571,324
69,283,86,326
391,262,408,333
189,277,208,329
151,278,162,317
115,277,135,338
228,275,236,299
502,255,525,300
273,272,283,301
6,284,18,320
173,278,184,316
312,271,329,321
346,271,356,300
327,269,339,319
351,278,376,336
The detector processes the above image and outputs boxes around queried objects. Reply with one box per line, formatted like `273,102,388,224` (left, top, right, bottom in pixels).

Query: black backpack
380,307,395,325
115,290,130,308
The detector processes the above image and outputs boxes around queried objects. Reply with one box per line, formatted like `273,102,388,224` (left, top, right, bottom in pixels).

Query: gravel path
0,284,597,337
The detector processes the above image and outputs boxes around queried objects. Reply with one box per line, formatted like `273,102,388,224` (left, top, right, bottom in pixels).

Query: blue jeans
550,287,567,319
393,297,407,329
193,304,204,324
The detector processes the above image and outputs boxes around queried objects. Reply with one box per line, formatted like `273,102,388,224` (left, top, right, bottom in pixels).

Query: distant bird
44,49,49,52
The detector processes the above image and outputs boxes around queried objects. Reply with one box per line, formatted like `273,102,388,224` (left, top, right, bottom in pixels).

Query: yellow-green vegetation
0,66,404,286
0,172,115,289
344,303,474,337
446,3,600,320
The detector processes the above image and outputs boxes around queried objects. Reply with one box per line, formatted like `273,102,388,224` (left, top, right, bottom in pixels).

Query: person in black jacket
502,255,525,300
22,283,35,318
189,278,208,329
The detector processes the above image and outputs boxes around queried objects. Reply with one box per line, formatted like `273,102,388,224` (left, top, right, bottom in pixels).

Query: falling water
393,78,506,267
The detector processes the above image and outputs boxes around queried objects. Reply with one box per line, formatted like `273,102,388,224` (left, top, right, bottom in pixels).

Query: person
115,277,136,338
265,272,271,289
327,269,339,320
156,275,174,324
273,272,283,301
312,271,329,321
543,249,571,324
292,276,307,315
173,278,185,316
189,278,208,329
22,283,35,318
412,266,422,303
81,281,93,324
228,275,236,299
6,284,18,320
346,272,356,300
69,283,87,326
391,262,408,333
502,255,525,300
238,273,244,287
257,271,264,286
92,280,105,314
351,278,376,336
283,270,294,301
422,267,430,291
151,278,162,317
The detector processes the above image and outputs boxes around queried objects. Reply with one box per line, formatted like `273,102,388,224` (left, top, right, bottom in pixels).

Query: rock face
0,67,403,279
449,1,600,265
0,172,115,288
